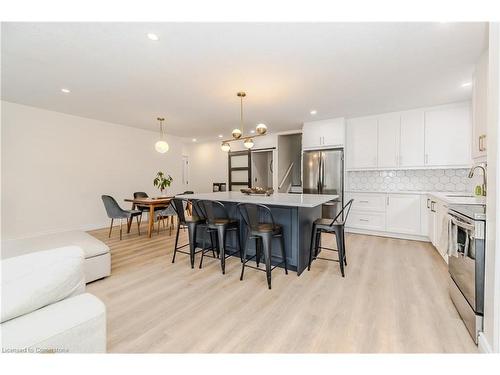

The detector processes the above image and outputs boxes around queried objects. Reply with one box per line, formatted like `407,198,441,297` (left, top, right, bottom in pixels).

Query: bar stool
171,198,211,268
197,200,243,274
237,203,288,289
308,199,354,277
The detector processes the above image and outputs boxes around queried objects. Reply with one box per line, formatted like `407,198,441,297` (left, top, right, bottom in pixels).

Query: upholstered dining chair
155,204,177,235
101,195,142,240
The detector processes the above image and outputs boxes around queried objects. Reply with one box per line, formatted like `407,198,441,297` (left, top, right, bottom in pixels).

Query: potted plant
153,171,173,196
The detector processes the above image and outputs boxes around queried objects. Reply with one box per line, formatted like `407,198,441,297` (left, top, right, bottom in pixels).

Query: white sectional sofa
0,246,106,353
2,230,111,283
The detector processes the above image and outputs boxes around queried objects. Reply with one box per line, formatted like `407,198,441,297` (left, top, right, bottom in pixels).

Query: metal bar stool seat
197,200,243,274
237,203,288,290
308,199,354,277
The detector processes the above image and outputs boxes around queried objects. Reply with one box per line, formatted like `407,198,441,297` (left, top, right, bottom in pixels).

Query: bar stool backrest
171,198,193,225
197,200,229,224
329,199,354,226
237,203,275,230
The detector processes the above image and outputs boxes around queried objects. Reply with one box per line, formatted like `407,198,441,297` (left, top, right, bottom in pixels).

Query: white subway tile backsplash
347,169,474,193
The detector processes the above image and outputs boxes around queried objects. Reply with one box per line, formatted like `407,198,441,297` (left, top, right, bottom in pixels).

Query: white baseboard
345,227,430,242
3,222,109,241
478,332,493,353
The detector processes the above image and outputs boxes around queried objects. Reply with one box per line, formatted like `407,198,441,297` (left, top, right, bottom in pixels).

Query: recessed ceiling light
250,130,255,134
461,82,472,88
218,134,223,138
310,110,317,115
61,88,70,93
192,138,197,142
147,33,159,41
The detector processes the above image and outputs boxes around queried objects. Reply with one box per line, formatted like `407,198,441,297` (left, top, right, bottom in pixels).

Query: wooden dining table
124,197,173,238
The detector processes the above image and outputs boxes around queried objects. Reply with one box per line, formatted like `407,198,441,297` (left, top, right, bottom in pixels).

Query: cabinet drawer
347,211,385,231
347,193,386,212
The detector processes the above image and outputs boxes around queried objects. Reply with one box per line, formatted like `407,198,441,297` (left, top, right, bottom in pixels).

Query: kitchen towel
447,216,458,257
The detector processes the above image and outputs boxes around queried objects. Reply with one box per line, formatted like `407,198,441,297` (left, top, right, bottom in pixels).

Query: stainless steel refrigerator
302,148,344,216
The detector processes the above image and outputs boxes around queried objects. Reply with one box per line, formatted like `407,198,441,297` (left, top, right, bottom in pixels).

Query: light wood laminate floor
87,224,477,353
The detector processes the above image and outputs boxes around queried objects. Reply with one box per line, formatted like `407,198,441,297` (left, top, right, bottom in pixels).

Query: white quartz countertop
427,192,486,206
176,192,339,208
346,190,486,205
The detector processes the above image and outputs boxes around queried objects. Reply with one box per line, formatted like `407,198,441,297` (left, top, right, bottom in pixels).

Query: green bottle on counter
475,185,483,196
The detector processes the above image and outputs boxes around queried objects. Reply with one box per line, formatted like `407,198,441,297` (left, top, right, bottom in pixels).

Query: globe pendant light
220,91,269,151
231,128,242,139
155,117,169,153
256,123,268,135
244,138,254,149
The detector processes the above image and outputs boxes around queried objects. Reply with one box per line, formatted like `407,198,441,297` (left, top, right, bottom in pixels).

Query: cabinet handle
431,201,436,213
359,200,369,203
386,196,389,206
359,219,369,222
427,198,430,209
479,135,487,152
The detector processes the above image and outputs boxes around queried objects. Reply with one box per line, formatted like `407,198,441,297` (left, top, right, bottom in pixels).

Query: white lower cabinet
346,192,425,238
349,211,386,231
350,192,386,212
385,194,421,235
425,195,449,262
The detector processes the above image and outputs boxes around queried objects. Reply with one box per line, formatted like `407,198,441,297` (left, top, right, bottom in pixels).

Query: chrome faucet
468,163,487,196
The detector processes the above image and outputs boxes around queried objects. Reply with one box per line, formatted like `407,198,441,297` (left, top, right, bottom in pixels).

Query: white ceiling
1,22,488,140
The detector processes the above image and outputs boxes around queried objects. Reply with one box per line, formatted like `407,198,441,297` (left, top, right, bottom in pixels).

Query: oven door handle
448,215,476,234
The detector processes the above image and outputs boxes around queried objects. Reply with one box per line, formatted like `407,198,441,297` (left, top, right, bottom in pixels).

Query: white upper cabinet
424,103,472,167
472,50,488,160
345,102,471,170
346,116,378,169
302,118,345,150
377,113,400,168
400,109,425,167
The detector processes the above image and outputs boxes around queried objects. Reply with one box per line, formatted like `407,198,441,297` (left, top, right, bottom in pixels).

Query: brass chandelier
220,92,268,152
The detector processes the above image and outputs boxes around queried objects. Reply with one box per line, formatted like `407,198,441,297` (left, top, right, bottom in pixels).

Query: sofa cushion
1,246,85,323
1,230,110,260
0,293,106,353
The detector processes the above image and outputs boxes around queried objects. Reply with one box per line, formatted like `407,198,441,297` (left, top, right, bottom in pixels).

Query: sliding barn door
228,150,251,191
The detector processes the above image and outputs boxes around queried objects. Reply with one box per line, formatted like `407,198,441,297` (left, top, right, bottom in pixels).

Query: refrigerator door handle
321,153,326,191
317,153,322,192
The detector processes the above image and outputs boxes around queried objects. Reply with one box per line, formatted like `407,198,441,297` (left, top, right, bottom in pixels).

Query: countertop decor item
153,171,173,195
220,92,268,152
154,117,169,153
240,187,274,196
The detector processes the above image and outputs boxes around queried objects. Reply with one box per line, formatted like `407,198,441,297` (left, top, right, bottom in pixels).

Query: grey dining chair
155,204,177,235
155,191,194,235
101,195,142,240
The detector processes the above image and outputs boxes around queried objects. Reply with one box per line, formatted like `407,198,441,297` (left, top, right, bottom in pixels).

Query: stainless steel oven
447,204,486,344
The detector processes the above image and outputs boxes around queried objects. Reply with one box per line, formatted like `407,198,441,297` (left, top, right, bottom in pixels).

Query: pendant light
220,92,268,152
155,117,169,153
243,138,254,149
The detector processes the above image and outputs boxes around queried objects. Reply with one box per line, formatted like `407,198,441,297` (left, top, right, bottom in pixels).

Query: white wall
187,141,228,193
1,101,188,239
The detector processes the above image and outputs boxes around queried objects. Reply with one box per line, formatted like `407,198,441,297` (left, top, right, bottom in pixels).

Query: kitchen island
176,192,339,275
